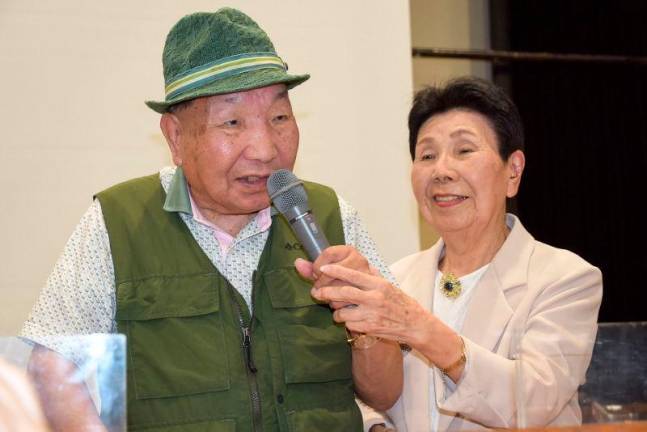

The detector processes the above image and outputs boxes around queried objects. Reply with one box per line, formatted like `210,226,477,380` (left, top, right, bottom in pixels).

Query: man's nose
245,121,279,162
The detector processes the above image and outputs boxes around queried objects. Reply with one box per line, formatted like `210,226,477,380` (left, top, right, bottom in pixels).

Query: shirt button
276,394,284,404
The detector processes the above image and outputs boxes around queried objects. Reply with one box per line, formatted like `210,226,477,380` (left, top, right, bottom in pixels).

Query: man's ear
506,150,526,198
160,113,183,166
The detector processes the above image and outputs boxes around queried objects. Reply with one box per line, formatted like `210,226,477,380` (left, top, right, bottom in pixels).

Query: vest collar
162,166,192,214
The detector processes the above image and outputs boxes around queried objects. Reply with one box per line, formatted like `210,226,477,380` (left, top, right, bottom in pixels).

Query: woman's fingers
310,245,370,289
319,264,386,291
313,245,370,274
311,284,371,305
337,310,408,340
323,283,432,345
329,300,355,310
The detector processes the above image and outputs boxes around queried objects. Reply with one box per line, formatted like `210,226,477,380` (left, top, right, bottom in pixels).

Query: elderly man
22,8,401,432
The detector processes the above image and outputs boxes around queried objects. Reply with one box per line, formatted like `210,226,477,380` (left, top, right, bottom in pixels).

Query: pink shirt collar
188,192,272,256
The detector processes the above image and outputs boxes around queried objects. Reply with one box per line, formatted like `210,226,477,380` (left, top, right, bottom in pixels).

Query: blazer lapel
461,215,532,351
460,267,513,351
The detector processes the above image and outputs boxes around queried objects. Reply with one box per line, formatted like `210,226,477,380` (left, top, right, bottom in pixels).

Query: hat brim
145,68,310,114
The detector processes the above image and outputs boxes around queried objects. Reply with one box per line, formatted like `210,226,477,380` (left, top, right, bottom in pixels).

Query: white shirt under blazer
387,214,603,431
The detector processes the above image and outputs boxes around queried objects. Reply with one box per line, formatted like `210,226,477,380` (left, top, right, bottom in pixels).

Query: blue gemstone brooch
440,272,462,299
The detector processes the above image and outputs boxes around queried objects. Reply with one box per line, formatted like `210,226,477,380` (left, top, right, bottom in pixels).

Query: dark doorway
490,0,647,322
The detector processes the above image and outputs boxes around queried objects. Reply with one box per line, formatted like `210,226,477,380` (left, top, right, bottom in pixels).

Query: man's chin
215,191,272,216
238,199,272,215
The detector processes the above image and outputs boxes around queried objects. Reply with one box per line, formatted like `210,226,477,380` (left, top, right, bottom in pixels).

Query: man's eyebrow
274,88,289,101
223,94,241,103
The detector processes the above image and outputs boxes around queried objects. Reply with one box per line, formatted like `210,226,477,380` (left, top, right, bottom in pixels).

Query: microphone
267,169,330,260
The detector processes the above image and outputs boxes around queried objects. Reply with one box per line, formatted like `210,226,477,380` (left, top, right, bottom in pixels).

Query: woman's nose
432,153,456,183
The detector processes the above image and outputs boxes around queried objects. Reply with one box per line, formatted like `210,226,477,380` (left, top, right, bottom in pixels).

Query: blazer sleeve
435,257,603,428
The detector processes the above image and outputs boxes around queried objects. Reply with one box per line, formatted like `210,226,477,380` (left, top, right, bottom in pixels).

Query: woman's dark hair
408,77,524,161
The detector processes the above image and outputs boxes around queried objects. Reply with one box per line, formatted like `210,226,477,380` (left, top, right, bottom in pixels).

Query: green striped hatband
165,52,286,100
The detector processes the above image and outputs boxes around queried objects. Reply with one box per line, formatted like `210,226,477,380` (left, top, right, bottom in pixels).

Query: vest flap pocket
115,274,220,320
278,325,352,383
264,268,317,308
115,275,230,399
287,406,361,432
127,313,230,399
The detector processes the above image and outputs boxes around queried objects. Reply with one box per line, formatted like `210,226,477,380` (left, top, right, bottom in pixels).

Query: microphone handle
290,211,330,260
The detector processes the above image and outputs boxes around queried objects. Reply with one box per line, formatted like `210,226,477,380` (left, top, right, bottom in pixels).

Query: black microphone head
267,169,309,215
268,169,330,259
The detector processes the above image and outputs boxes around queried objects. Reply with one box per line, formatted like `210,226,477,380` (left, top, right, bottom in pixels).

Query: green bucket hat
145,7,310,113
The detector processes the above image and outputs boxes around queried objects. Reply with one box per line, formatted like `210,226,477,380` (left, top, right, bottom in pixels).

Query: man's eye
420,153,436,161
458,148,474,154
223,119,238,127
273,114,289,122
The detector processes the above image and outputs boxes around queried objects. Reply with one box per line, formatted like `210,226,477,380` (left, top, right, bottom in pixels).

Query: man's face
162,84,299,218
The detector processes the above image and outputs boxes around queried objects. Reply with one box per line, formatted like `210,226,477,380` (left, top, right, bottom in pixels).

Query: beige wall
410,0,491,249
0,1,417,335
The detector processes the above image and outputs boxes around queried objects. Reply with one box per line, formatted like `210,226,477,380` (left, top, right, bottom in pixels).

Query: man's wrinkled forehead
173,84,292,125
193,84,291,118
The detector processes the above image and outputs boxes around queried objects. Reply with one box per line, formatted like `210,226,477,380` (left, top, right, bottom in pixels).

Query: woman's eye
458,147,474,155
420,153,436,161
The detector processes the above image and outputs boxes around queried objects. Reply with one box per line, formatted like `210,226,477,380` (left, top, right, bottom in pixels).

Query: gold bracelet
439,336,466,376
346,330,381,350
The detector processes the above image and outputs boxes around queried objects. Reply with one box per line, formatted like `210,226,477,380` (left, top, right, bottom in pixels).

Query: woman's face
411,109,524,237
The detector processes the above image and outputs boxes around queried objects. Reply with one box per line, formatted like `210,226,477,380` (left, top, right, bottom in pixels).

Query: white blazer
386,215,602,431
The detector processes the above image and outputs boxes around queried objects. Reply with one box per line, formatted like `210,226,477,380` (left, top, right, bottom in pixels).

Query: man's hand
0,358,51,432
28,345,108,432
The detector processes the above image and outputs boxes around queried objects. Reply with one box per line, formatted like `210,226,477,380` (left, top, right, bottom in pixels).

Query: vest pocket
287,406,361,432
141,418,236,432
265,267,352,384
278,325,352,383
115,275,230,399
264,267,319,308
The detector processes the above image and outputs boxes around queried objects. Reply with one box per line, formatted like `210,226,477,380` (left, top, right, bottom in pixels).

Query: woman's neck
439,220,509,277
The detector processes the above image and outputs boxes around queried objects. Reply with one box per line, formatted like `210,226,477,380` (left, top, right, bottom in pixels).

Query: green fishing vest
96,175,362,432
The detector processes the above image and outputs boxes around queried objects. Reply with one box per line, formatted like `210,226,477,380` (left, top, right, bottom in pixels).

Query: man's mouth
238,175,269,185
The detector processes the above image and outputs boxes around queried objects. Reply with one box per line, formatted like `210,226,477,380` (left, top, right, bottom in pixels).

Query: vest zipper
243,327,258,372
225,280,263,432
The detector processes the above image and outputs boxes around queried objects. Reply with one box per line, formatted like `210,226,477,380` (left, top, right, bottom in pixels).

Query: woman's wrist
438,335,467,376
411,318,465,371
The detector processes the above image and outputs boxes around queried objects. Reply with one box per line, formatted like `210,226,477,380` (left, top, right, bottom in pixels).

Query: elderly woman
306,77,603,431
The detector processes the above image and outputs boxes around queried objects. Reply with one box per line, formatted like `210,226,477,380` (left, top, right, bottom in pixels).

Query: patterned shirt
21,166,394,355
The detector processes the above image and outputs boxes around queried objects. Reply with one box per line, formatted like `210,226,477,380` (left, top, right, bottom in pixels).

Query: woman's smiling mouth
433,194,468,207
